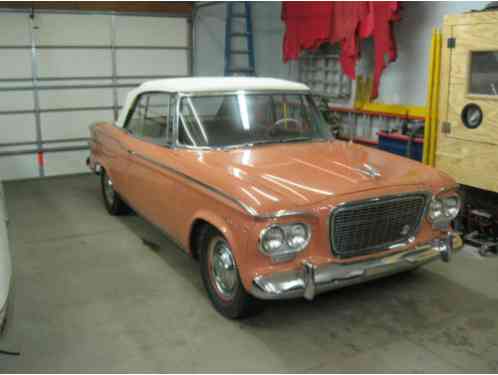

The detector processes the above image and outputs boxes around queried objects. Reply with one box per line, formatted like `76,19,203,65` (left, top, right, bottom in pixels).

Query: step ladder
224,2,256,76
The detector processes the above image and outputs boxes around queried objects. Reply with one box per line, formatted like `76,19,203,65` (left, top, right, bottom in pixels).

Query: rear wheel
101,170,129,215
199,226,261,319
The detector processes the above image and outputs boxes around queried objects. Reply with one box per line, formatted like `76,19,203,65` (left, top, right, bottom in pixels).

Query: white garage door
0,9,191,180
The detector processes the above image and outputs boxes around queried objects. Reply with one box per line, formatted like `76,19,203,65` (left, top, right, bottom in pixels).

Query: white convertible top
116,77,310,127
139,77,309,94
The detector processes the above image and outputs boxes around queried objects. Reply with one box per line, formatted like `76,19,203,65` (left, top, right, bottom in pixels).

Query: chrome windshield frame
172,90,331,150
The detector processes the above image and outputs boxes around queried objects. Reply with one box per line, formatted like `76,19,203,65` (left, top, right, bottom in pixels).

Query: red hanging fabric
329,2,368,80
281,1,333,62
281,1,400,99
367,2,400,99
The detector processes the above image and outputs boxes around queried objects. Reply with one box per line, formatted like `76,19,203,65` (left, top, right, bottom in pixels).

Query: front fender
188,209,253,289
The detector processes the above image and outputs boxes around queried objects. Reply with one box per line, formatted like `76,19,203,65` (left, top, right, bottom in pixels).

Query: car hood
185,140,451,214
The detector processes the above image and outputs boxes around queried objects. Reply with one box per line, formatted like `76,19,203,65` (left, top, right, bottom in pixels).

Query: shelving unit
329,105,426,152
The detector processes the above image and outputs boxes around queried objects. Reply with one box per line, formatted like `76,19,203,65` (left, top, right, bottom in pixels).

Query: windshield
178,93,331,148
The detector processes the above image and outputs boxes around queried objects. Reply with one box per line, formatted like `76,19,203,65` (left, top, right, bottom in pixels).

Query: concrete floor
0,174,497,372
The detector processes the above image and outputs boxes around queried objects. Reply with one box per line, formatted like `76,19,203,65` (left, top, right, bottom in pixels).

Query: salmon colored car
87,77,463,318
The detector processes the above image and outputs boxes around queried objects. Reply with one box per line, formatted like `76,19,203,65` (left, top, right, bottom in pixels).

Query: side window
178,97,215,147
124,92,173,145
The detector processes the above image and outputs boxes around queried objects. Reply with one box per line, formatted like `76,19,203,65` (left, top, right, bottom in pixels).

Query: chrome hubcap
210,239,237,300
103,174,115,205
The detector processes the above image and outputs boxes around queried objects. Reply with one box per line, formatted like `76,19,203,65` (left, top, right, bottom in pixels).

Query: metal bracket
303,261,316,301
447,37,456,49
441,121,451,134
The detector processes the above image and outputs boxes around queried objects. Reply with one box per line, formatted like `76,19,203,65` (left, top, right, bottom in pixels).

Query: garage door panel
116,50,188,76
44,150,89,176
0,50,32,79
0,14,30,45
115,16,188,47
37,49,112,78
117,86,136,107
40,79,113,87
0,11,190,180
41,110,113,140
0,114,37,143
35,14,111,46
0,154,38,180
39,88,113,110
0,91,34,112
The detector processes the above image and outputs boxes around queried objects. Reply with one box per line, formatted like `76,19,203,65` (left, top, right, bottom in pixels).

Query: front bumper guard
251,233,462,301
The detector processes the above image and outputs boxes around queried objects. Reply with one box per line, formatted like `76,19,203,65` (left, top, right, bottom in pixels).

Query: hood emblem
359,163,381,178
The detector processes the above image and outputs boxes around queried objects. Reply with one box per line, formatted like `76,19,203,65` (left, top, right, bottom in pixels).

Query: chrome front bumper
250,233,462,301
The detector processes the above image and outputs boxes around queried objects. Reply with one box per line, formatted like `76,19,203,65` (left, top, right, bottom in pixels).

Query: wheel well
189,219,213,260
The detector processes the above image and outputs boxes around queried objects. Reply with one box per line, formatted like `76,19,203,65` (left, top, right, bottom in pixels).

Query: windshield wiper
222,139,279,150
279,137,314,143
222,137,323,150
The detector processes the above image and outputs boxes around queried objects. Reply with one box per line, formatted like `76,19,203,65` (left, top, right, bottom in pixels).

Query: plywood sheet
437,13,498,193
447,83,498,145
436,137,498,192
449,23,498,86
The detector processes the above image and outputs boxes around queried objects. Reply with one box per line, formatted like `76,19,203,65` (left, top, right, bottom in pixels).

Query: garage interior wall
194,2,292,79
0,2,490,182
0,9,190,181
194,1,488,106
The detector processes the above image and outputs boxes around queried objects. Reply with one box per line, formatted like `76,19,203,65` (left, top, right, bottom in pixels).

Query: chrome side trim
132,152,258,216
96,126,299,220
255,210,316,220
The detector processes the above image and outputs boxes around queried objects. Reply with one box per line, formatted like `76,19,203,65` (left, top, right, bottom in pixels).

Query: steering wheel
268,117,303,134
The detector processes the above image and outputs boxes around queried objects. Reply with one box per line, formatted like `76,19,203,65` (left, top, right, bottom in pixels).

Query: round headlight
261,226,285,253
287,224,309,249
428,199,443,222
443,195,460,219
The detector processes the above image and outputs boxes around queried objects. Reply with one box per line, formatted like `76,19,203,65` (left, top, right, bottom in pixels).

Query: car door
101,124,135,201
124,92,181,236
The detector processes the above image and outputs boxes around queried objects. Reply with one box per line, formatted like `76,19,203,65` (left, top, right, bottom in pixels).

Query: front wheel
101,170,129,215
199,227,261,319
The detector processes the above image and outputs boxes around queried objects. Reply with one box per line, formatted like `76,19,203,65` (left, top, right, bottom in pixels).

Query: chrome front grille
330,193,428,258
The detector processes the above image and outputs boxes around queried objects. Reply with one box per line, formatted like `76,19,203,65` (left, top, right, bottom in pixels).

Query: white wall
357,1,488,106
194,1,488,106
194,2,298,79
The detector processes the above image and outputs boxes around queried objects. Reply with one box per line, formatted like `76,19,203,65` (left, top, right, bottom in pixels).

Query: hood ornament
359,163,381,178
